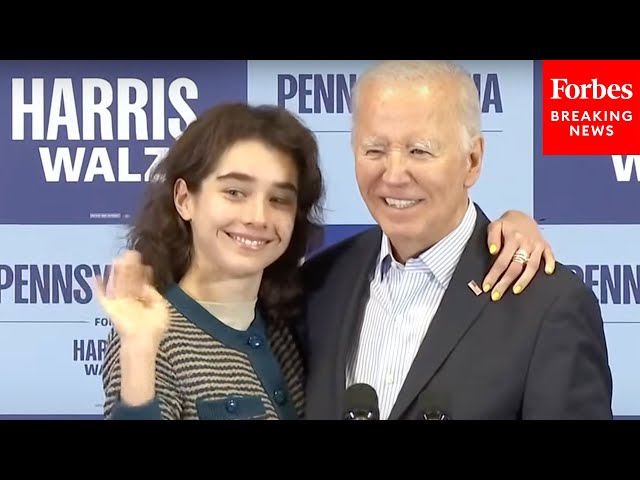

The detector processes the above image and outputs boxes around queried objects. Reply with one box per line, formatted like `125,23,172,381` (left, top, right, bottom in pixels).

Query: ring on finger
512,249,530,265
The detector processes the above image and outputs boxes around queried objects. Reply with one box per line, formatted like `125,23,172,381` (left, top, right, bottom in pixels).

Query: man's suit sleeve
522,284,613,419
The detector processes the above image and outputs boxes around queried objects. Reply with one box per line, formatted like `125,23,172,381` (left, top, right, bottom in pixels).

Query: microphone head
418,390,451,420
343,383,380,420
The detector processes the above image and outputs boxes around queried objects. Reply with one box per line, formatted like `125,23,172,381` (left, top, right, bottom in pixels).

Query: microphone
343,383,380,420
418,390,451,420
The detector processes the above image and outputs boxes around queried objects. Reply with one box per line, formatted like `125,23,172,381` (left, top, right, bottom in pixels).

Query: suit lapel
388,207,493,419
332,228,382,418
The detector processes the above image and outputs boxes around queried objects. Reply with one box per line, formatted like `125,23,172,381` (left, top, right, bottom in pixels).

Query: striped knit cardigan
102,283,305,420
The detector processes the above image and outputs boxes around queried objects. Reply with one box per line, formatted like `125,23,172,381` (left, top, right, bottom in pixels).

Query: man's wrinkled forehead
357,74,451,101
355,76,453,118
355,77,456,131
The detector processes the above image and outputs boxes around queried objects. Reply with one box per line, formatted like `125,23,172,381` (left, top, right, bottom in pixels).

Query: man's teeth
385,198,420,209
230,235,266,248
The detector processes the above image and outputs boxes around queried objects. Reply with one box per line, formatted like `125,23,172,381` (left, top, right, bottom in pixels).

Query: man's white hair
351,60,482,151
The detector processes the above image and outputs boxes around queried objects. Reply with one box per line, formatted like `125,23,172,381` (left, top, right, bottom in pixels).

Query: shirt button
247,335,263,348
225,399,238,413
273,389,287,405
386,375,394,385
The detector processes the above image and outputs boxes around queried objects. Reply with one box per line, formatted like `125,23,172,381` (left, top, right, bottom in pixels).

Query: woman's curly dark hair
126,102,325,324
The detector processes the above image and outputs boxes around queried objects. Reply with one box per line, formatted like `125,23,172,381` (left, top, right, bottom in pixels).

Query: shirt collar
377,199,477,288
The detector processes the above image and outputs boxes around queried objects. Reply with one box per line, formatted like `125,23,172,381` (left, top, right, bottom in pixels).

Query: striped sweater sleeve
102,328,183,420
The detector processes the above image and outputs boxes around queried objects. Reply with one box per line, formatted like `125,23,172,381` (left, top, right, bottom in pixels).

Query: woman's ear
174,178,193,221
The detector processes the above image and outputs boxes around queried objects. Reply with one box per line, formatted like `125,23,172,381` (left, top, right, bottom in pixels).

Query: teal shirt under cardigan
102,283,305,420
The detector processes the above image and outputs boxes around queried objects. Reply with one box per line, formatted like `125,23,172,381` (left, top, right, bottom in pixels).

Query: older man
300,60,612,420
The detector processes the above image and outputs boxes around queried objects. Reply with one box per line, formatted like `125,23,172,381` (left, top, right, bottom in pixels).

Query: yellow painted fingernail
513,285,522,294
489,244,498,255
491,291,501,301
483,283,491,292
545,265,555,274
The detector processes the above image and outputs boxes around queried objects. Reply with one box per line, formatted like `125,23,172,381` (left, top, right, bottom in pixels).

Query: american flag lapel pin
467,280,483,296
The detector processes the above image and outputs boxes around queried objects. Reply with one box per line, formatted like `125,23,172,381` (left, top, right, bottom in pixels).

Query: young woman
99,102,323,420
97,102,556,420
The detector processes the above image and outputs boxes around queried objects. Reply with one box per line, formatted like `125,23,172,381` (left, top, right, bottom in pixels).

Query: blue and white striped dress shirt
345,199,477,419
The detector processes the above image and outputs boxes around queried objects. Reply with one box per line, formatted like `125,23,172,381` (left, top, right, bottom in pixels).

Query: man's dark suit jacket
298,204,613,420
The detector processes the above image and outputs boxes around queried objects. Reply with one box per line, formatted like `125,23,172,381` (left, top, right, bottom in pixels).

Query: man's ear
174,178,193,221
464,135,484,189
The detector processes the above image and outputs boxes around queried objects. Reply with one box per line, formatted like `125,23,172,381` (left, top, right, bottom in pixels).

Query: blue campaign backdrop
0,60,637,418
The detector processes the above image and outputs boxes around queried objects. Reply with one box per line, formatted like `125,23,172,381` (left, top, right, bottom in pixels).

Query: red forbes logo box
541,60,640,155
